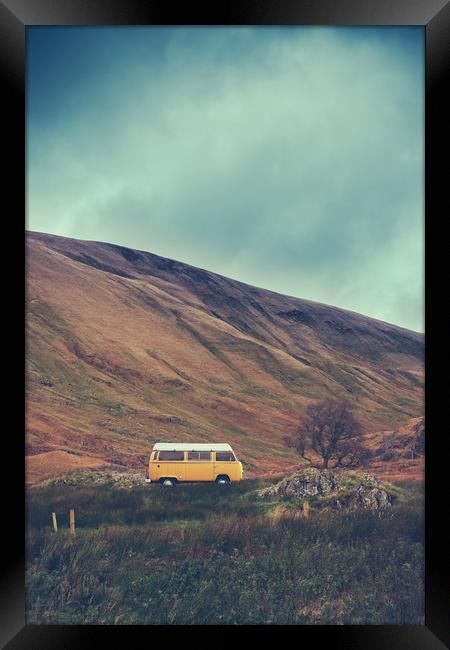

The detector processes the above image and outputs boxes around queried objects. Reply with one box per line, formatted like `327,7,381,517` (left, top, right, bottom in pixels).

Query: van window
215,452,235,462
187,451,211,461
158,451,184,461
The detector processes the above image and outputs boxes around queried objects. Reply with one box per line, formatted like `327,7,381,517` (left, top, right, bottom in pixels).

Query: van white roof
153,442,233,452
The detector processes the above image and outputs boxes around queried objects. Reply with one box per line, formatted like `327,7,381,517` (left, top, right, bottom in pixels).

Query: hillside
25,231,424,483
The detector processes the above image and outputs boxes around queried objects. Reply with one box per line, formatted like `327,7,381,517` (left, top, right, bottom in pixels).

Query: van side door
214,450,238,481
185,451,214,481
156,450,186,481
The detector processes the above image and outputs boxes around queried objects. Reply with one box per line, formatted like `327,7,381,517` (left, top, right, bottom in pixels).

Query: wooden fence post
52,512,58,533
69,508,75,535
303,500,310,519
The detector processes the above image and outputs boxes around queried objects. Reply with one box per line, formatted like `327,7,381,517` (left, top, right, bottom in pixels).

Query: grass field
26,478,424,625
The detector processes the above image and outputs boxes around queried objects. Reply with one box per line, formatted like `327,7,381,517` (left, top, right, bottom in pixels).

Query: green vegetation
26,479,424,624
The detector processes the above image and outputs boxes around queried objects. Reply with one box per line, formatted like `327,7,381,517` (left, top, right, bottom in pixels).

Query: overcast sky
27,27,424,332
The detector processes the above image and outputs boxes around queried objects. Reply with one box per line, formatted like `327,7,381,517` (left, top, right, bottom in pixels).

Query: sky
26,27,424,332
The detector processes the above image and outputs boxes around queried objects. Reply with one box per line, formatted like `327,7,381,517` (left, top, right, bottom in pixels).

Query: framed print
1,0,449,647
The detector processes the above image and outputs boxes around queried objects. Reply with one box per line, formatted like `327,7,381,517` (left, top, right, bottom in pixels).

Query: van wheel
160,478,177,487
216,476,230,485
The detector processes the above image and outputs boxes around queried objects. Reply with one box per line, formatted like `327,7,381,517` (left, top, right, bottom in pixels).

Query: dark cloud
27,27,424,331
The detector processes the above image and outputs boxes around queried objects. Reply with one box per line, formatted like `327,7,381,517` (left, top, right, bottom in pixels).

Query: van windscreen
158,451,184,461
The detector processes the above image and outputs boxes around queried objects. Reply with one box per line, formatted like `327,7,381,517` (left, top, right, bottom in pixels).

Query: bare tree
286,399,371,469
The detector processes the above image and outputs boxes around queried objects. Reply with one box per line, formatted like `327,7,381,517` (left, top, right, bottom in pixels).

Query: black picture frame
2,0,448,647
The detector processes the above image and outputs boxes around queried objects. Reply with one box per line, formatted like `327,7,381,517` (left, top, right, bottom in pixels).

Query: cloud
27,27,424,331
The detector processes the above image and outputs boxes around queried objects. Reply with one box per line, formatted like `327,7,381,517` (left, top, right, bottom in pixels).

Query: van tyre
216,476,230,485
160,478,177,487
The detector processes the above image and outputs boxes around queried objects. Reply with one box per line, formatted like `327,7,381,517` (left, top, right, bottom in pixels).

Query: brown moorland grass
26,478,424,625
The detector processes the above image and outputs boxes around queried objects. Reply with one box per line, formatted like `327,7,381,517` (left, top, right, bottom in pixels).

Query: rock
334,474,392,511
257,468,391,511
258,467,342,498
39,469,147,489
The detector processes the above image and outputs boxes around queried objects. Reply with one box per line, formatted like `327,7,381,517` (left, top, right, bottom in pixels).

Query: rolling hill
25,231,424,484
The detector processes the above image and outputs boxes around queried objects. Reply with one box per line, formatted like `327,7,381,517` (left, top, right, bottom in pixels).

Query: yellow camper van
146,443,243,486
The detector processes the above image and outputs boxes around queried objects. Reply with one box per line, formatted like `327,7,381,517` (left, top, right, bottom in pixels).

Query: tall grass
26,480,424,625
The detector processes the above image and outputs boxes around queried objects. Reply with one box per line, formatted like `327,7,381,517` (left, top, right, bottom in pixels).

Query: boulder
258,468,391,511
259,467,342,498
333,473,392,511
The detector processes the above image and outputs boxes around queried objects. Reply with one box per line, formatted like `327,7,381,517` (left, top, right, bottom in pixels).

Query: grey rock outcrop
258,468,391,511
39,469,146,488
259,467,342,498
334,474,391,510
